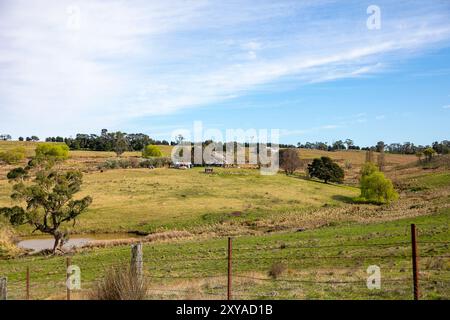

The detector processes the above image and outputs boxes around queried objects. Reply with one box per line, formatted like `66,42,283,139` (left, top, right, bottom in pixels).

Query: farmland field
0,141,449,300
0,167,359,234
0,210,448,300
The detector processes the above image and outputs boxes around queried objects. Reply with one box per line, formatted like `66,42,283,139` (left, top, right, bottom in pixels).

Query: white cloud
1,0,450,136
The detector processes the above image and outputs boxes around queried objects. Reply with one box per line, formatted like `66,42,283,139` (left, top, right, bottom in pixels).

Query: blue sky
0,0,449,146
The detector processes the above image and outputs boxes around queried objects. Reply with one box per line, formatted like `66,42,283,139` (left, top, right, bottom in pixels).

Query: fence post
227,237,232,301
411,224,420,300
0,277,7,300
66,257,71,301
26,266,30,300
131,243,143,281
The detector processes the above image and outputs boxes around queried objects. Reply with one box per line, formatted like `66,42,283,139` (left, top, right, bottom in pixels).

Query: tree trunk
52,233,62,254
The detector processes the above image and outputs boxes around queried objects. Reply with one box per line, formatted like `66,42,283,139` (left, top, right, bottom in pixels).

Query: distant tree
332,140,345,151
0,134,12,141
423,147,436,162
0,153,92,253
345,139,354,150
30,136,39,142
280,148,301,175
0,147,26,165
175,135,185,145
376,141,385,153
308,156,344,184
359,166,398,204
142,145,163,158
127,133,151,151
112,132,129,157
18,137,24,142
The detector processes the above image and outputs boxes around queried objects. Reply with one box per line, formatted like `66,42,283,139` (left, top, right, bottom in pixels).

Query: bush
100,158,139,169
268,262,287,279
139,157,171,168
90,265,148,300
308,156,344,183
35,143,69,161
0,147,26,164
142,145,163,158
359,170,398,204
100,157,171,170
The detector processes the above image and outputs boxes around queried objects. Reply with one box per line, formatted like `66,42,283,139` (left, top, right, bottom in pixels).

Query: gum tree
0,145,92,254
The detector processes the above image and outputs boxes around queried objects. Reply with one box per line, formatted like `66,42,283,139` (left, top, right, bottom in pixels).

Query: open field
0,210,448,300
0,167,359,234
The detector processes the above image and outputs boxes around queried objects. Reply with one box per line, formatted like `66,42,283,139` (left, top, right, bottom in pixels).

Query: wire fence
0,224,449,300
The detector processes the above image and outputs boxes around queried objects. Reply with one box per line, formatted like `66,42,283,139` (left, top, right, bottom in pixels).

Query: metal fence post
411,224,420,300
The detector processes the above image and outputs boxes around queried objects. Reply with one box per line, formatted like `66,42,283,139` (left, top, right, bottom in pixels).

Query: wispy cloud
1,0,450,136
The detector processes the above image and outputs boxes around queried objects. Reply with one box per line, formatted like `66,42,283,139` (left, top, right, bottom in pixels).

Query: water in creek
18,233,142,252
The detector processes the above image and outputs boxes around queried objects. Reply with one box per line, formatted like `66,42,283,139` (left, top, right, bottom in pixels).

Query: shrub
423,147,436,162
90,265,148,300
268,262,287,279
142,145,163,158
35,143,69,161
100,159,136,169
360,170,398,204
100,157,171,170
308,156,344,184
0,147,26,164
139,157,171,168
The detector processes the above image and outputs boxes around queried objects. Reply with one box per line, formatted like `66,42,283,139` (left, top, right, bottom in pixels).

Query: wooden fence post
0,277,7,300
411,224,420,300
227,237,232,301
131,243,143,281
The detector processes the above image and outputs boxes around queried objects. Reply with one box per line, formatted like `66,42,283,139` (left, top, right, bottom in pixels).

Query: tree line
296,139,450,155
1,131,449,155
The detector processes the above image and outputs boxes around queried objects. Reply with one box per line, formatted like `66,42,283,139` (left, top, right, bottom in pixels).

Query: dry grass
0,220,23,259
269,262,287,279
81,230,193,250
89,264,148,300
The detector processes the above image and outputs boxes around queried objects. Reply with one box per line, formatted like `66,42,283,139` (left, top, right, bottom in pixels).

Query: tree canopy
308,156,344,184
0,149,91,253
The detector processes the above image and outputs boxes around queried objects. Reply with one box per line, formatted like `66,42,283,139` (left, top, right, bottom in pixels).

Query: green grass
0,167,359,234
0,210,448,300
416,172,450,189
